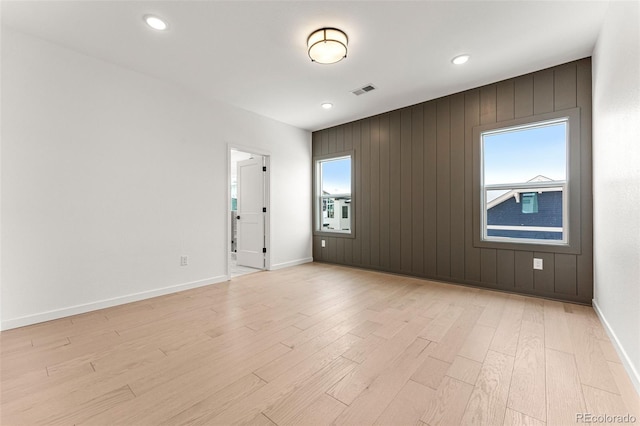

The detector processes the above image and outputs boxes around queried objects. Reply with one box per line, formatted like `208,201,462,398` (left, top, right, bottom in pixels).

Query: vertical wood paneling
343,239,352,265
533,252,555,293
379,114,391,270
412,105,425,275
480,86,497,125
361,120,371,266
336,126,345,152
496,81,515,122
423,102,438,276
479,86,497,285
344,122,353,151
514,251,534,290
555,60,582,296
370,117,381,267
576,59,594,302
554,63,577,111
336,236,345,264
514,75,534,118
450,94,466,280
328,128,337,154
321,130,329,155
311,58,592,304
343,123,354,265
436,99,451,277
480,249,497,285
400,109,413,273
555,254,577,295
352,122,362,264
464,90,481,282
496,250,515,287
533,69,554,114
312,132,322,156
327,237,337,263
389,111,402,272
313,236,323,261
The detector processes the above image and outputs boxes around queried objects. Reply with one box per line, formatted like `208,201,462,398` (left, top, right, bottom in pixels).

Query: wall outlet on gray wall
533,258,543,270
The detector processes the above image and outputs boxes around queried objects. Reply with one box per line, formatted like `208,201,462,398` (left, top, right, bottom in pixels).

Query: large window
481,118,568,244
315,154,352,234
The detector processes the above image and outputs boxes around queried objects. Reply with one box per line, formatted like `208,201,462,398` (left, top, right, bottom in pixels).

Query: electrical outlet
180,255,188,266
321,240,326,248
533,258,543,270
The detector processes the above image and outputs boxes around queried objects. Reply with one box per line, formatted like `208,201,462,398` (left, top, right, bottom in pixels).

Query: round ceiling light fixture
144,15,168,31
321,103,333,109
307,28,348,64
452,54,470,65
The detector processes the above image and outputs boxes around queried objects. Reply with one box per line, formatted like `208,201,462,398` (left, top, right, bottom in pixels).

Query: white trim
269,257,313,271
592,298,640,396
480,119,571,245
315,154,353,234
481,116,569,136
487,225,563,232
0,275,228,331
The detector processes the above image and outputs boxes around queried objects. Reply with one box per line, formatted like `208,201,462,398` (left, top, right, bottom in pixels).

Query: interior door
236,156,265,269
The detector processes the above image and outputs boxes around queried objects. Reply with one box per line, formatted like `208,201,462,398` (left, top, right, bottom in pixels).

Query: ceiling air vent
351,84,376,96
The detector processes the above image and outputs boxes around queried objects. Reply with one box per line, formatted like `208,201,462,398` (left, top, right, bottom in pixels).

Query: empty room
1,1,639,425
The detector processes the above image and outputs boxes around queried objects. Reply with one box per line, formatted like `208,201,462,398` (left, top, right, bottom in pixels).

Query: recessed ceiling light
452,54,470,65
144,15,168,31
321,103,333,109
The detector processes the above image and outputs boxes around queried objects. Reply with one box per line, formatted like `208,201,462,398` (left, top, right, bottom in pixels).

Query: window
315,154,352,234
481,118,568,244
521,193,538,214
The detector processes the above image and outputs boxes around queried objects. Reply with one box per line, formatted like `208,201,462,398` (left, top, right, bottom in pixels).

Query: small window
315,154,352,234
481,119,568,244
521,193,538,214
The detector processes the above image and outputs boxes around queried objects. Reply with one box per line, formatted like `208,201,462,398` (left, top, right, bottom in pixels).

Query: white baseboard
592,298,640,396
1,275,229,331
269,257,313,271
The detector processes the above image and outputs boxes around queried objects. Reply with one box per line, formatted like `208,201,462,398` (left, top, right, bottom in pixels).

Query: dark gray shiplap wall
312,58,593,304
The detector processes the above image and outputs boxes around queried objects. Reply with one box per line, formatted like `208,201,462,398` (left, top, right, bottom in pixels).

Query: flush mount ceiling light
307,28,348,64
452,54,470,65
321,103,333,109
144,15,168,31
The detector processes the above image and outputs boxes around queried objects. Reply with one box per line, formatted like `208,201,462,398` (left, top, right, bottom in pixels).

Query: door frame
227,143,271,279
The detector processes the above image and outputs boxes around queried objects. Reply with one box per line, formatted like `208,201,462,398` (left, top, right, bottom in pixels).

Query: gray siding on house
312,58,593,304
488,191,563,240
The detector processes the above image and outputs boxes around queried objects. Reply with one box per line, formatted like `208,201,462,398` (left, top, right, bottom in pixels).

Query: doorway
229,148,270,278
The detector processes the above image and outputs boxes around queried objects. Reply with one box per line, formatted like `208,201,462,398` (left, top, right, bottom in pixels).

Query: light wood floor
1,263,638,425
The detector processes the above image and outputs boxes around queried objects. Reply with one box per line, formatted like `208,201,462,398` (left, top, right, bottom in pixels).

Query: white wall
592,1,640,392
0,28,312,330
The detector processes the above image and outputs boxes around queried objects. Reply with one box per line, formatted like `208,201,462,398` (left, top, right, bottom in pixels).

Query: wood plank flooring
1,263,638,425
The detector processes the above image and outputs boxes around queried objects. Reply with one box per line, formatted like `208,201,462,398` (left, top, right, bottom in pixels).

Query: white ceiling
2,1,609,131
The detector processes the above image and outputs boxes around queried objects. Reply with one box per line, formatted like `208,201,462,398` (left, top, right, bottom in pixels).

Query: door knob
236,215,240,220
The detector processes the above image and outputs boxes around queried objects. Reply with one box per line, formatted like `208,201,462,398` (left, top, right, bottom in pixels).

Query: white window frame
314,152,354,237
472,108,588,254
480,118,570,246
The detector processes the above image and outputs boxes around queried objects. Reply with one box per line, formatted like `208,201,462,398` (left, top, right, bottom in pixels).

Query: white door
236,156,265,269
